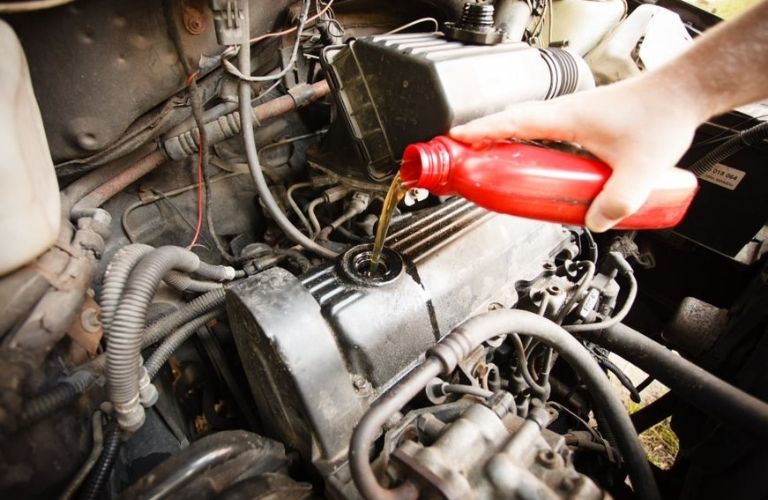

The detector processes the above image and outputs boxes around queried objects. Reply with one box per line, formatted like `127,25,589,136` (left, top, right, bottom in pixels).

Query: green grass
682,0,762,19
629,401,680,470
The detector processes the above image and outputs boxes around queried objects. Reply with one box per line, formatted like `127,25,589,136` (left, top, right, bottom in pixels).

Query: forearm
644,0,768,123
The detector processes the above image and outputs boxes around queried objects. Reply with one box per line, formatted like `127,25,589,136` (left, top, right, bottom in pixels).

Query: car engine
1,1,767,499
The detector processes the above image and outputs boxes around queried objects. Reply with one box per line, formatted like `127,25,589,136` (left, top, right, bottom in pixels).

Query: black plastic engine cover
312,33,594,182
225,200,573,469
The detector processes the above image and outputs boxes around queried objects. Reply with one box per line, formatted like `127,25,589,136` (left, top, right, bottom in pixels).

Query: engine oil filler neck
339,244,403,286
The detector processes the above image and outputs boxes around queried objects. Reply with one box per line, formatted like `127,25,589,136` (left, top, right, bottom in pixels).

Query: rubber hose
555,260,595,324
565,255,637,334
237,2,337,259
195,261,236,282
349,309,660,500
273,249,312,273
18,370,97,428
689,121,768,177
349,358,441,500
450,310,657,500
83,288,226,377
142,288,226,347
144,310,221,379
442,384,494,399
78,422,121,500
164,271,223,293
586,322,768,440
107,246,201,430
100,244,153,336
510,333,550,398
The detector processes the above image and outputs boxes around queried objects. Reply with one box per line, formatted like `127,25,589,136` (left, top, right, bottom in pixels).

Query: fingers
450,99,580,143
585,166,654,232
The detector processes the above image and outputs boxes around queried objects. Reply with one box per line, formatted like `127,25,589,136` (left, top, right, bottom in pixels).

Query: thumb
585,166,653,232
450,99,580,143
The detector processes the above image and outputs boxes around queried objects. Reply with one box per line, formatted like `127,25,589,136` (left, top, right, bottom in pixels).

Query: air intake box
312,33,594,182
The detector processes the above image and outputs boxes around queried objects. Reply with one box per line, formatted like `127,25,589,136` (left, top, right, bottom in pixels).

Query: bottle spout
401,138,453,192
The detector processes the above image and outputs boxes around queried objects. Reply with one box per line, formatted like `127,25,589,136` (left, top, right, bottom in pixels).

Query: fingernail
585,210,616,233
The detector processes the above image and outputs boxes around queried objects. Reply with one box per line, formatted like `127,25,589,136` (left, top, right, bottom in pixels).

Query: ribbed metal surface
459,3,496,29
301,199,489,309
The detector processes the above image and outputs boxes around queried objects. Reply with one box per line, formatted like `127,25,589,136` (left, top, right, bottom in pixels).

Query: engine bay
1,0,767,499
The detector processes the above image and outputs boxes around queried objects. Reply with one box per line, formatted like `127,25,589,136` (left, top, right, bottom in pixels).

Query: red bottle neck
401,137,457,192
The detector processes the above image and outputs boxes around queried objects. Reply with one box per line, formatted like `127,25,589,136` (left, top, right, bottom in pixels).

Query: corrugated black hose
77,421,121,500
689,120,768,177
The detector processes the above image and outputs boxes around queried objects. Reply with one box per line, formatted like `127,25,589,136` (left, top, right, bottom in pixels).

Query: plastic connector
138,367,159,408
322,185,351,204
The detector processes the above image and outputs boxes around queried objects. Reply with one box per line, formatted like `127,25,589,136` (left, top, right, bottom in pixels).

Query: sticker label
700,164,746,191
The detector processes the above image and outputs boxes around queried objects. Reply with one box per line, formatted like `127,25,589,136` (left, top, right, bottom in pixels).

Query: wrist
634,66,713,127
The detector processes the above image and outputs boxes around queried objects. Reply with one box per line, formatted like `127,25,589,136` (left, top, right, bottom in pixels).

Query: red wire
249,0,335,43
185,0,337,249
186,71,205,250
186,134,205,250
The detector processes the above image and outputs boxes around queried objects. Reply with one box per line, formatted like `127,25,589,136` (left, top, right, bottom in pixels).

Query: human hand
450,78,704,232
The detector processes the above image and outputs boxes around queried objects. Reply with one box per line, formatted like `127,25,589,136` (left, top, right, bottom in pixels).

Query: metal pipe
163,81,331,160
70,151,167,219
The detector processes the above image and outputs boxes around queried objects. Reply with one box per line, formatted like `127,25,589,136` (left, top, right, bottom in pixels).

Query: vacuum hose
349,309,660,500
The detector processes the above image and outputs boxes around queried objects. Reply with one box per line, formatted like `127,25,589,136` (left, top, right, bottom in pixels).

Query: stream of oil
369,172,408,273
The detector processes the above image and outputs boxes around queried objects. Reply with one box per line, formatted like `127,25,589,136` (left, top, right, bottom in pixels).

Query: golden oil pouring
369,172,408,273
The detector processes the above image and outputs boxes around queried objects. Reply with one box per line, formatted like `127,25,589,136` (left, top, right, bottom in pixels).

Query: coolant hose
349,309,660,500
144,310,222,379
107,246,222,432
100,244,153,336
583,322,768,440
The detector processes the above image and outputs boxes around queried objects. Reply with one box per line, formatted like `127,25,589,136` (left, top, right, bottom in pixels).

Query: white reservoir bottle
0,20,60,276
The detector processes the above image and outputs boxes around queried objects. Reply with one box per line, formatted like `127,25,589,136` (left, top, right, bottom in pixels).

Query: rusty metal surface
7,0,292,163
66,293,102,355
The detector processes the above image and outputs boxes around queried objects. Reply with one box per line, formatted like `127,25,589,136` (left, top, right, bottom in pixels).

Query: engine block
226,200,575,472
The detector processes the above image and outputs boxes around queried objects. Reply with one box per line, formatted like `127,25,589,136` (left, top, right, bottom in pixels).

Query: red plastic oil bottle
400,136,699,229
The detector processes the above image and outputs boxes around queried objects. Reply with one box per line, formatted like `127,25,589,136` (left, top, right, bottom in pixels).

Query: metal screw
353,377,369,391
80,308,101,334
182,3,206,35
